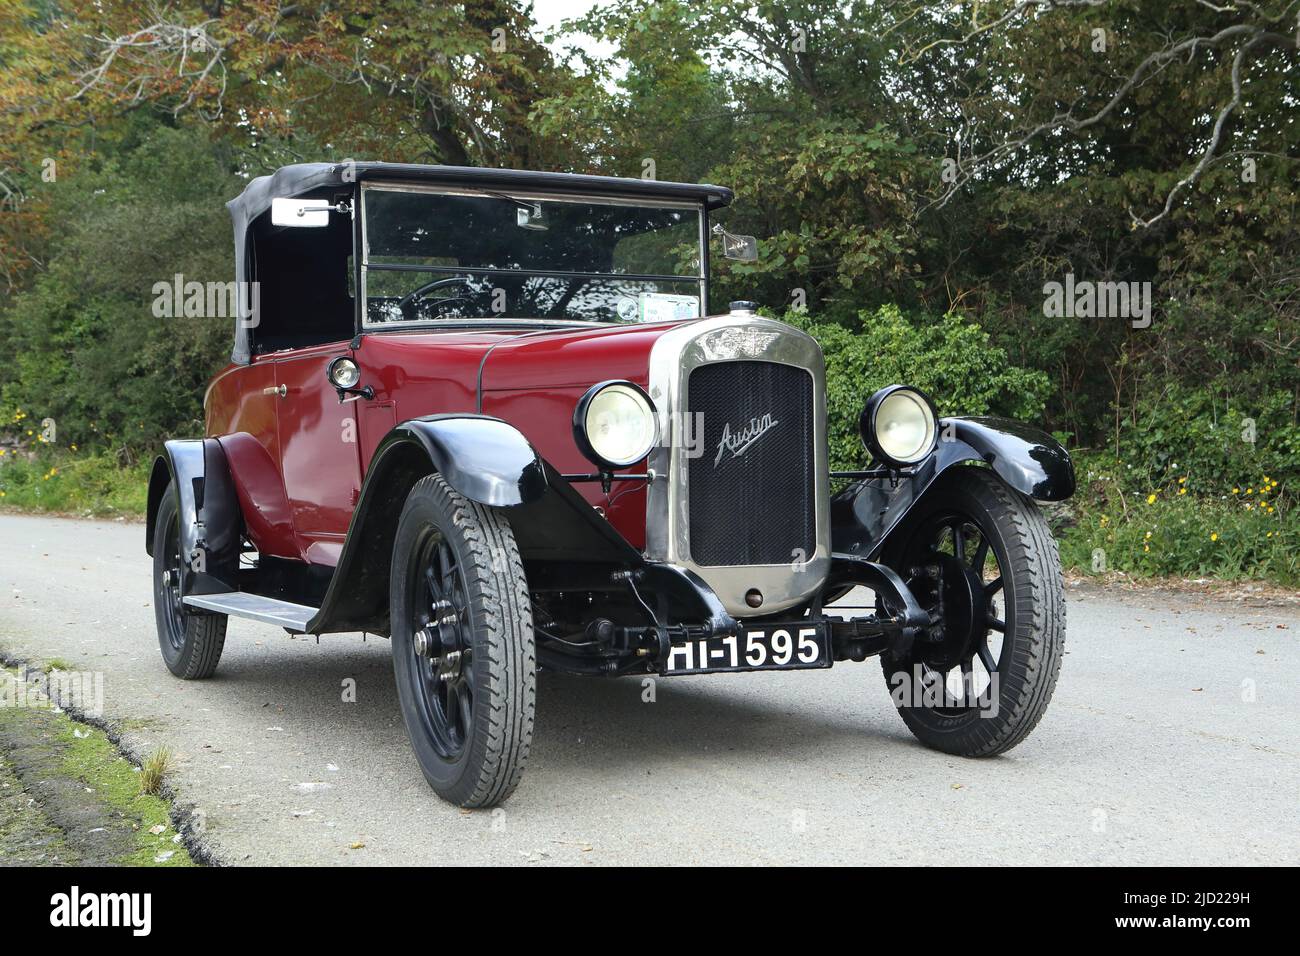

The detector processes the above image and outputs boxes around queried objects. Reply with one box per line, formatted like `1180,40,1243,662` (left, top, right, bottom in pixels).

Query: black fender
299,415,549,633
144,439,242,596
304,415,735,635
831,416,1074,560
389,415,549,507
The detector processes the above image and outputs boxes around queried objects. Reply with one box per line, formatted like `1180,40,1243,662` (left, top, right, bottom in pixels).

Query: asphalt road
1,511,1296,866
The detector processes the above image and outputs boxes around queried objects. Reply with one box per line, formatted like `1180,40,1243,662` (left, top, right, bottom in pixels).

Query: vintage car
146,162,1074,807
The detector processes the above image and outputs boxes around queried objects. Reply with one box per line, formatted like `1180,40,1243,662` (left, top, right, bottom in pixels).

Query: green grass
1057,453,1298,586
56,724,195,866
0,752,79,865
0,447,147,516
0,666,197,866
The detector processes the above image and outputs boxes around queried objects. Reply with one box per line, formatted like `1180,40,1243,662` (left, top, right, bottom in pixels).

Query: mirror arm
334,385,374,404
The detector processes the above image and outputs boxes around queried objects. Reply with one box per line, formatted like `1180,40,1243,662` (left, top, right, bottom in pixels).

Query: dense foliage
0,1,1296,580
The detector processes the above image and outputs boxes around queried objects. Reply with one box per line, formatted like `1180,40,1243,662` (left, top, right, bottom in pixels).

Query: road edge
0,648,224,866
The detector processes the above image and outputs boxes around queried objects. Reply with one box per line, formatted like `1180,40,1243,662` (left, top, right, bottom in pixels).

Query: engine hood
476,319,696,395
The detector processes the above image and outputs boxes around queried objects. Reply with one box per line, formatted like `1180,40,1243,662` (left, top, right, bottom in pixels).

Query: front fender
831,416,1074,560
944,417,1075,501
300,415,551,634
393,415,548,507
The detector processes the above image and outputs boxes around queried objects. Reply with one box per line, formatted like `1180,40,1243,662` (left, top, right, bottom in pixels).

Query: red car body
204,322,673,565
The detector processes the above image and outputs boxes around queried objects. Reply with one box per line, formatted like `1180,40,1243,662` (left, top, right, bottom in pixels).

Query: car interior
247,190,356,353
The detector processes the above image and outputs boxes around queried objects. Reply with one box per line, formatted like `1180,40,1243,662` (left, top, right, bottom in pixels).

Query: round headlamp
573,381,659,470
860,385,938,467
327,356,361,390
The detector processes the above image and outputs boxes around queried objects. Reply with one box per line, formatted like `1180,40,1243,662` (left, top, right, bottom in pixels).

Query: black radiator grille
687,360,815,566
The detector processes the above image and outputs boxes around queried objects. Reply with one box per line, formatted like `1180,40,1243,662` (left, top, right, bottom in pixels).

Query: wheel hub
917,554,987,672
437,649,463,681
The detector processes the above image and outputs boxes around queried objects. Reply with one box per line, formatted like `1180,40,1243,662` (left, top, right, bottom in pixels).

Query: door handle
262,385,287,398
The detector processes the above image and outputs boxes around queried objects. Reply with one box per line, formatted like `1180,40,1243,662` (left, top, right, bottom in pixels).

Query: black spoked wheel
407,532,475,760
880,466,1064,756
390,475,535,808
152,483,227,679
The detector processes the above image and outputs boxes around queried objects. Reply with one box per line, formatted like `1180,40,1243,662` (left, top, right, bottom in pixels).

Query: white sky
528,0,618,64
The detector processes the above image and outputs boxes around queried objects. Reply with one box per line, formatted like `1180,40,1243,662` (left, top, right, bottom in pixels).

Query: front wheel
879,466,1064,756
390,474,536,808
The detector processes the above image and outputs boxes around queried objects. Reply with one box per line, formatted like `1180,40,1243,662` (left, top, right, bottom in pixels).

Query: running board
183,592,318,631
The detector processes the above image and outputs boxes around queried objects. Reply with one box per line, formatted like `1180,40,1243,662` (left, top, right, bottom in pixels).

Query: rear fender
144,439,242,596
831,416,1074,560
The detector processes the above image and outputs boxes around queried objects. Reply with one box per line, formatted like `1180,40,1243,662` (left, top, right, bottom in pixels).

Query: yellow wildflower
1246,488,1253,494
1233,487,1240,494
1210,532,1218,542
1178,477,1187,484
1146,493,1157,504
1178,488,1187,495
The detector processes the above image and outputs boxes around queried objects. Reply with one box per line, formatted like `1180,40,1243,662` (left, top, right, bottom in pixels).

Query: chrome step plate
182,592,317,631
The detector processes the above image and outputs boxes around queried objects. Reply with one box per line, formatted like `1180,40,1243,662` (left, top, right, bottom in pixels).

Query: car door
273,343,363,566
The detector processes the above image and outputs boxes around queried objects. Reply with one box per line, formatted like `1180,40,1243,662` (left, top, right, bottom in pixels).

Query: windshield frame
358,181,709,330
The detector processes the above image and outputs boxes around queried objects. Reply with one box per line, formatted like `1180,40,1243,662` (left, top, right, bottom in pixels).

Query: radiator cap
728,300,759,314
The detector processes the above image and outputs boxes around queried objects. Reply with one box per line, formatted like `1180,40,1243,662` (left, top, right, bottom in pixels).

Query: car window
361,186,703,326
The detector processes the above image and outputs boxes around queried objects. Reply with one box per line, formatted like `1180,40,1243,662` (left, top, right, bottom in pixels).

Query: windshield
361,185,704,326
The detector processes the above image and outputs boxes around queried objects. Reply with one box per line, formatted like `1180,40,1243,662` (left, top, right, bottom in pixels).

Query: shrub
1109,384,1300,493
782,306,1052,471
0,445,147,516
1059,450,1298,585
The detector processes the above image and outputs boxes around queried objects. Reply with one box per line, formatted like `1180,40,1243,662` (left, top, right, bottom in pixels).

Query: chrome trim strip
647,315,830,616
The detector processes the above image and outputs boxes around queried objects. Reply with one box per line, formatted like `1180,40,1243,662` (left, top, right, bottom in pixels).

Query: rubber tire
390,474,536,808
880,466,1065,757
152,484,228,679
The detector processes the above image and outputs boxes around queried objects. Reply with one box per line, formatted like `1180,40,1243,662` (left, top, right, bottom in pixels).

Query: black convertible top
226,162,733,362
228,161,734,223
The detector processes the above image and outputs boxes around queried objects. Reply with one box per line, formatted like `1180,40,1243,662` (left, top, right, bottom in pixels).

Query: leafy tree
0,121,239,454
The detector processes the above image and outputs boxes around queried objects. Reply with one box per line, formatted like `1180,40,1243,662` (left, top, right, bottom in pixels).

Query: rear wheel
879,466,1064,756
390,474,536,808
152,484,227,679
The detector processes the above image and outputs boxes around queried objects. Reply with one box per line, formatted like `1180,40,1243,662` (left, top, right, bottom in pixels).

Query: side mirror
712,223,758,261
271,197,335,228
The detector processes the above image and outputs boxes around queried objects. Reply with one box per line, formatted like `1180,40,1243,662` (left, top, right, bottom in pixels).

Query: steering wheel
397,276,476,321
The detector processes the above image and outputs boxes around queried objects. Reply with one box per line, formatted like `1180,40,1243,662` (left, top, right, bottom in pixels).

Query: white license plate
663,624,831,675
